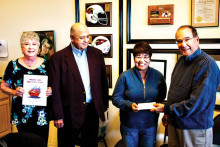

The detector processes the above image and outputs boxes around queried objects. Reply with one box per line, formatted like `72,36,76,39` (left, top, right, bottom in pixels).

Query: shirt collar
71,42,87,57
185,48,201,62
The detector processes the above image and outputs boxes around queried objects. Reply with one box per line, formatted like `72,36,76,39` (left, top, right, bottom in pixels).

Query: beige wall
0,0,76,77
0,0,220,147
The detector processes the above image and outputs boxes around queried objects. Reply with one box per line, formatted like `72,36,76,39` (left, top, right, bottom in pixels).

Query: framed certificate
192,0,219,27
22,75,48,106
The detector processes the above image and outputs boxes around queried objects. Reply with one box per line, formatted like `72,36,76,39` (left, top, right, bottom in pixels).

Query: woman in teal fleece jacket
112,41,167,147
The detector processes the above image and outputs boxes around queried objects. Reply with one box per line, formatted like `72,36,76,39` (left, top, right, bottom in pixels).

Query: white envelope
138,102,156,110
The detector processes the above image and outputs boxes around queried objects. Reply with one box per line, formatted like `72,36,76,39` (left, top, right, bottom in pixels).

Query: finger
150,108,156,112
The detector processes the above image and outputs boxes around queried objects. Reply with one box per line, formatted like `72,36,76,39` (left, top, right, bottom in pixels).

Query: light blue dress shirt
71,43,92,103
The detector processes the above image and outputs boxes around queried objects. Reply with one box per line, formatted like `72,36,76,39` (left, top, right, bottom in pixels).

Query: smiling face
176,27,199,57
21,39,39,57
40,40,50,56
134,53,150,72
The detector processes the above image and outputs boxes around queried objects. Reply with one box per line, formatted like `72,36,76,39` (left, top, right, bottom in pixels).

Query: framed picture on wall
89,34,113,58
192,0,219,27
148,4,174,25
105,65,112,88
0,40,8,57
34,30,55,61
85,2,112,27
150,60,167,79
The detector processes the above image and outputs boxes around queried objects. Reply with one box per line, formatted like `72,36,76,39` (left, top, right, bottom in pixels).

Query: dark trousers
58,102,99,147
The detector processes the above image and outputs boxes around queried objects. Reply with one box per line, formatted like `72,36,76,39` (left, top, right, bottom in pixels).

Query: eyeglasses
176,37,194,44
135,54,150,61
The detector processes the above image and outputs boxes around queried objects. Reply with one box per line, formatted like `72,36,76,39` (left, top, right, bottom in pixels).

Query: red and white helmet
86,5,108,25
91,36,110,54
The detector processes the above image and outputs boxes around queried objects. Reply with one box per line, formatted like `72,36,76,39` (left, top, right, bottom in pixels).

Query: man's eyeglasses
176,37,194,44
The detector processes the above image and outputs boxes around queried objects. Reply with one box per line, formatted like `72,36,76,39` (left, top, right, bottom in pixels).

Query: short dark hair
132,41,152,58
176,25,198,38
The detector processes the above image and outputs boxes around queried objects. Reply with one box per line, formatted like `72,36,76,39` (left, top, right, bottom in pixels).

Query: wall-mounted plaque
192,0,219,27
85,2,112,27
89,34,113,58
148,4,174,25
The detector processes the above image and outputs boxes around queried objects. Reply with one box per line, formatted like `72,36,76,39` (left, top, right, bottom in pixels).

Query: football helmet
91,36,110,54
86,5,108,25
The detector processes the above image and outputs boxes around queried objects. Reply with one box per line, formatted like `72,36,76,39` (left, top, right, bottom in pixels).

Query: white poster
22,75,48,106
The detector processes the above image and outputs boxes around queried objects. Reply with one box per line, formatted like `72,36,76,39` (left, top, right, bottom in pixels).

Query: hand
46,87,52,97
162,115,168,127
150,103,164,113
132,103,139,112
54,119,64,128
15,87,25,97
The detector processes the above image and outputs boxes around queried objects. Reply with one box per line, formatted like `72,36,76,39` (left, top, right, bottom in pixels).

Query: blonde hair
20,31,40,46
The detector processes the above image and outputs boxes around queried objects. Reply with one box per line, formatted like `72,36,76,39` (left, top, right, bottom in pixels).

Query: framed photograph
35,30,55,61
85,2,112,27
148,4,174,25
150,60,167,79
192,0,219,27
89,34,113,58
105,65,112,88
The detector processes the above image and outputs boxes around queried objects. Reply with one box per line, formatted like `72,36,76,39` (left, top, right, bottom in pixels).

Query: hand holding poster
22,75,48,106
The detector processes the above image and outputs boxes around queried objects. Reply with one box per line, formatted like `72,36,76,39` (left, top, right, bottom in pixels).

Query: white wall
0,0,76,76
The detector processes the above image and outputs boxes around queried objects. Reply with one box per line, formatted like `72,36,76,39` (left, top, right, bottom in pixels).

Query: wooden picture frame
105,65,112,88
192,0,219,27
85,2,112,27
35,30,55,61
148,4,174,25
89,34,113,58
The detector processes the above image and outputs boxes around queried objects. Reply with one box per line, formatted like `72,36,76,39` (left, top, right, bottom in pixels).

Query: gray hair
20,31,40,46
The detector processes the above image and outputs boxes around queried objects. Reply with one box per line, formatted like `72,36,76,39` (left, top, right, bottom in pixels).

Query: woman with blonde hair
0,31,52,144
